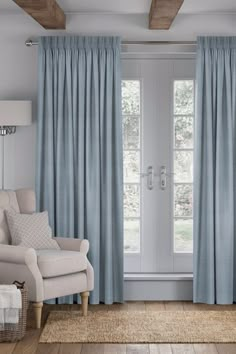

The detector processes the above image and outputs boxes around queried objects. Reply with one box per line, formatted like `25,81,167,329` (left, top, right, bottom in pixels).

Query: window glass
173,80,194,253
122,80,141,253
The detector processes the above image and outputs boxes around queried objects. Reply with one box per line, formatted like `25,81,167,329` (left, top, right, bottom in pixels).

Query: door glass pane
174,116,193,149
174,80,194,115
123,115,140,149
124,218,140,253
122,79,141,254
124,151,140,183
122,81,140,115
173,79,194,255
124,184,140,218
174,184,193,217
174,151,193,183
174,219,193,253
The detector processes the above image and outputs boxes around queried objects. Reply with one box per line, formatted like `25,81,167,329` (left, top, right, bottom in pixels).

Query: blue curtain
194,37,236,304
36,36,123,304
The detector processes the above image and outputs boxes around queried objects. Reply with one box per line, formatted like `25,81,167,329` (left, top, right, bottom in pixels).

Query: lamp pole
0,128,16,190
0,127,17,190
1,135,4,190
0,129,8,190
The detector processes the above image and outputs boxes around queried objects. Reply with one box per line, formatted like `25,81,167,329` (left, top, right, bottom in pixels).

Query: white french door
122,57,195,274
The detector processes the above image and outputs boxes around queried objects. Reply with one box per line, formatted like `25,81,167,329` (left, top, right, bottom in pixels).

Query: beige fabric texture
0,189,94,303
54,237,89,255
16,189,36,214
0,244,44,302
5,210,60,250
43,273,88,301
40,310,236,343
36,249,87,278
86,260,94,291
0,244,37,264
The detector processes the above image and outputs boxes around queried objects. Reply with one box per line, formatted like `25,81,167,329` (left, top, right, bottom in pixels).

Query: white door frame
122,52,195,300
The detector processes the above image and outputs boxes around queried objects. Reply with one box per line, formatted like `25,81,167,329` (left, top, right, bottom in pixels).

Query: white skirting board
124,274,193,301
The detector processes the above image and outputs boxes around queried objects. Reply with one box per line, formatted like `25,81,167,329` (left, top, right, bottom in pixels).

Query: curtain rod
25,39,196,47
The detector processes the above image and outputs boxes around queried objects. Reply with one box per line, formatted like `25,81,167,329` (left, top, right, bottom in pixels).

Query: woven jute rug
39,310,236,343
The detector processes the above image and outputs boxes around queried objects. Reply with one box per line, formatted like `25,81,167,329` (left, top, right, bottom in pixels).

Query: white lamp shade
0,101,32,126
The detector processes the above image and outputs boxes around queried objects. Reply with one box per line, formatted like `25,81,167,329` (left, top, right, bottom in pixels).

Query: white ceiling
1,0,236,14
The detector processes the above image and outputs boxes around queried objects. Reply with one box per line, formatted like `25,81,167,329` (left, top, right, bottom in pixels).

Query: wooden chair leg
80,291,89,316
32,302,43,329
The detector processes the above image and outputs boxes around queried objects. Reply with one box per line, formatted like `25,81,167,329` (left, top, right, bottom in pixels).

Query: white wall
0,33,37,189
0,12,236,190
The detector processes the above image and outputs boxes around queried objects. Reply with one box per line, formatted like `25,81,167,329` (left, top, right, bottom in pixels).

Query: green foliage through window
174,80,194,253
122,80,141,253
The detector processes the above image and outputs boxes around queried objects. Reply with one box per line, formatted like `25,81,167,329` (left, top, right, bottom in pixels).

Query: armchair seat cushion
36,250,87,278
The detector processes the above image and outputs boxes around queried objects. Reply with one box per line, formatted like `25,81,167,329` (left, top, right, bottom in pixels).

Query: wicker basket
0,281,28,342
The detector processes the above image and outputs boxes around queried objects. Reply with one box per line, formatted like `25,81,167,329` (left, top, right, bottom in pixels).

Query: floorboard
193,344,218,353
109,303,129,312
104,344,127,353
81,344,105,353
59,343,82,354
12,329,41,354
164,302,184,311
216,344,236,354
149,344,172,354
1,301,235,353
36,343,60,354
126,344,149,353
171,344,195,353
127,302,146,311
145,302,165,311
0,342,16,354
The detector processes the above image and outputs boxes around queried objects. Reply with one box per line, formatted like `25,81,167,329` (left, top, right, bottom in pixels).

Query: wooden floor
1,301,236,354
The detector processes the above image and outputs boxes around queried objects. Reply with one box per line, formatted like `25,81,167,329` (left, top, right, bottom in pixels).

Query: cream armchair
0,189,94,328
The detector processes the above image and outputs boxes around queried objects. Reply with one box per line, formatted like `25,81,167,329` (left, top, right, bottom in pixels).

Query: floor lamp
0,101,32,190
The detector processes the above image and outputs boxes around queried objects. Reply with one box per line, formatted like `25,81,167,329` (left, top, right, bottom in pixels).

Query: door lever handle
160,166,166,190
140,166,173,191
147,166,154,190
140,166,155,190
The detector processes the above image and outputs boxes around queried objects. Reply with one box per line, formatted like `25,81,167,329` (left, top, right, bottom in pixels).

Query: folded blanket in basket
0,285,22,329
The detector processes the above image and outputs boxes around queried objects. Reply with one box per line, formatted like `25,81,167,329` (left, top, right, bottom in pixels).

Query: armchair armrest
53,237,89,255
0,244,44,302
0,244,37,265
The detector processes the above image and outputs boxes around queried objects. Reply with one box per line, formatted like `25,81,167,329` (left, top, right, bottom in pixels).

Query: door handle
147,166,154,190
141,166,174,190
160,166,175,190
160,166,166,190
141,166,154,190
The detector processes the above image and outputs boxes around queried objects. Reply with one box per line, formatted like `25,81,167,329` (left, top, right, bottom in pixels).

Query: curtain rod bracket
25,40,36,47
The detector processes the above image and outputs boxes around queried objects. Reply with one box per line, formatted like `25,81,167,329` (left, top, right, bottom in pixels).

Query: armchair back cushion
16,189,36,214
0,189,35,245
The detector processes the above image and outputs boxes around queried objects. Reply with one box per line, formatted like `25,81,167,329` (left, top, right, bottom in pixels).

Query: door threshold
124,273,193,281
124,273,193,300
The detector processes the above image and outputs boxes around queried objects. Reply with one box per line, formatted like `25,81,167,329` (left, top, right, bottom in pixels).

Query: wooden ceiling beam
149,0,184,30
14,0,65,29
